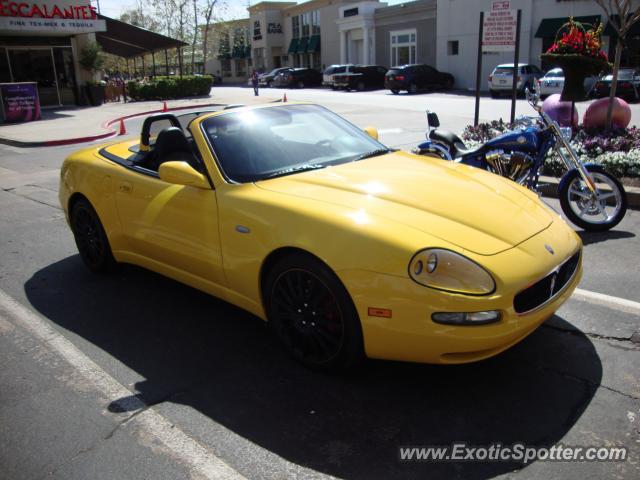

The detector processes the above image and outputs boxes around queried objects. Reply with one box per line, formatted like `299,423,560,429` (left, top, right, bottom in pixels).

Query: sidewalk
0,90,272,147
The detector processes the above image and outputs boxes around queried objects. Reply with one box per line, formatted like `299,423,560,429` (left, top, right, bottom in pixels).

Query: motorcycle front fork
554,144,598,194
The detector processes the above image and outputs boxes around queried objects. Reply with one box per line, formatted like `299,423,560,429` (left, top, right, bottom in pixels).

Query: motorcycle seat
429,129,474,159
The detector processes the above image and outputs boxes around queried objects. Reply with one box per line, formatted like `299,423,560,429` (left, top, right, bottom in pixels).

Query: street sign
482,0,517,52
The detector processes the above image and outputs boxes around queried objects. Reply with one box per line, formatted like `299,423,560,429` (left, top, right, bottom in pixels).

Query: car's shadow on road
25,256,602,480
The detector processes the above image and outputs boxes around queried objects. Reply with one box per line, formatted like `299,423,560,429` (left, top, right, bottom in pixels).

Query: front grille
513,250,581,314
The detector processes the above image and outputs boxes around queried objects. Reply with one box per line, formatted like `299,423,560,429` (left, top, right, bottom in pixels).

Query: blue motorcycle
413,90,627,231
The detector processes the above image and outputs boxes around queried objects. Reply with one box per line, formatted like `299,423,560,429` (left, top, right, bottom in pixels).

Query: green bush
126,75,213,100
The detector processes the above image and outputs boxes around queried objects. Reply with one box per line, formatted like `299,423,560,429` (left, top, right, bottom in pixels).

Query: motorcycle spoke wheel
566,173,623,225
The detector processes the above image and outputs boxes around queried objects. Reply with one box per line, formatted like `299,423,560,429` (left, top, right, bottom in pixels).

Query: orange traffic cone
162,101,168,112
118,118,126,135
283,93,287,103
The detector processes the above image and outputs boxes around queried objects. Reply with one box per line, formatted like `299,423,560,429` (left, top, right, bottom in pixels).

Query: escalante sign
0,1,106,32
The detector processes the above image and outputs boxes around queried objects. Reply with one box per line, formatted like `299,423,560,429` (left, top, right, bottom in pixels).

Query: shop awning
288,38,299,54
297,37,309,54
535,16,601,38
306,35,321,53
604,15,640,38
95,14,187,58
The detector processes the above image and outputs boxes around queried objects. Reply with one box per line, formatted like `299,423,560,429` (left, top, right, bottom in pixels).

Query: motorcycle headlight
409,248,496,295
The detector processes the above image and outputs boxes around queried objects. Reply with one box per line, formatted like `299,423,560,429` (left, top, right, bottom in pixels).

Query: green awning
604,15,640,38
297,37,309,54
287,38,299,54
306,35,320,53
245,46,252,58
535,16,601,38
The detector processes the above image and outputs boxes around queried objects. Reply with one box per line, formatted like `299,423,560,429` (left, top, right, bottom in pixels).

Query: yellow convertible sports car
59,103,582,369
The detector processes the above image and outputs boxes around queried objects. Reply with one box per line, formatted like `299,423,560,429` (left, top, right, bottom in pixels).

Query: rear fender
413,140,452,160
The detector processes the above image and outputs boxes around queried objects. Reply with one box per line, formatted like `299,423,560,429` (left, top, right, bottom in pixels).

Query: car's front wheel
70,198,116,273
390,89,399,94
297,80,305,89
264,252,364,370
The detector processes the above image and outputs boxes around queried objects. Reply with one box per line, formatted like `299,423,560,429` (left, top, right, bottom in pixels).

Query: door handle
118,181,133,193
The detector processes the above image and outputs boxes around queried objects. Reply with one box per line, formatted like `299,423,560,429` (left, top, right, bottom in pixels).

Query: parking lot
0,88,638,480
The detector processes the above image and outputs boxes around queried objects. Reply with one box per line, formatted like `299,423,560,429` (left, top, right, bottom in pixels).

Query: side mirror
159,161,210,189
363,126,379,140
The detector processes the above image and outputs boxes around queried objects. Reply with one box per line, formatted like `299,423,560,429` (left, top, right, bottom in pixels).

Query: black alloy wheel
71,198,116,273
265,253,364,370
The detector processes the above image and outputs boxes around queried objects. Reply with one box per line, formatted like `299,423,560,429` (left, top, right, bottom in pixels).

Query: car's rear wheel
391,89,399,94
70,198,116,273
264,253,364,371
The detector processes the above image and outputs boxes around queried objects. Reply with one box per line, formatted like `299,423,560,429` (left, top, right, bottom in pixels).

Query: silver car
535,68,598,99
488,63,543,98
323,64,355,89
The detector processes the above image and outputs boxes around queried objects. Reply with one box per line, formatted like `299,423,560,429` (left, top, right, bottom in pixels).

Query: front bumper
338,219,582,364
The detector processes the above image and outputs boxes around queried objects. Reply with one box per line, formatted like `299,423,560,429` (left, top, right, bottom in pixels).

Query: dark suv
385,64,454,94
273,68,322,88
332,65,388,91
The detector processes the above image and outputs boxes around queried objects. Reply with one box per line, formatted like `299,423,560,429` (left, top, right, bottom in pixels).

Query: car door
114,165,225,286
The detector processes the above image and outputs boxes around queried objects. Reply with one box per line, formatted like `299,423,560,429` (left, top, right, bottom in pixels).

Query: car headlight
409,248,496,295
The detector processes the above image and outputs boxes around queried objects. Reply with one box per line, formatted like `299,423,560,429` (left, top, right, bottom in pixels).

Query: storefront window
8,49,59,106
292,16,300,38
390,29,417,66
311,10,320,35
236,59,246,77
53,48,77,105
302,12,310,37
0,48,11,83
221,59,232,77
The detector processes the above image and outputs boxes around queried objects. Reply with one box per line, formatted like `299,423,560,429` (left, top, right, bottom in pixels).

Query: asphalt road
0,92,639,480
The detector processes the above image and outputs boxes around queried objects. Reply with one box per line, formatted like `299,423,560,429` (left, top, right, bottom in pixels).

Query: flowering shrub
545,18,608,61
460,121,640,178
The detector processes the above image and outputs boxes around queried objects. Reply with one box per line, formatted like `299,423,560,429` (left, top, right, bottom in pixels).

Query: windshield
202,105,387,183
493,66,515,75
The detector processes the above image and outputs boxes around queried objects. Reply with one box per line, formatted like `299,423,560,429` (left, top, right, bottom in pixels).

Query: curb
538,176,640,210
0,102,226,148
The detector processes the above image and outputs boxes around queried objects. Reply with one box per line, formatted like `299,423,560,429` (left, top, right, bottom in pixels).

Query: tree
594,0,640,131
120,0,161,32
200,0,219,72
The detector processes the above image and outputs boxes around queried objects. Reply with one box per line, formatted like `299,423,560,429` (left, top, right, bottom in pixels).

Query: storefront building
205,19,252,83
436,0,640,91
0,0,106,106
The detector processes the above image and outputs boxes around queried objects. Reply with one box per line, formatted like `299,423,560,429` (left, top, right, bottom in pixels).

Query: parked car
259,67,293,88
332,65,388,91
59,104,582,369
384,64,454,94
323,64,355,89
273,68,322,88
488,63,543,98
535,67,598,99
593,68,640,102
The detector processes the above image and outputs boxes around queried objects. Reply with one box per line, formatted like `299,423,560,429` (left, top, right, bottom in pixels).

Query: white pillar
363,27,370,65
340,30,347,64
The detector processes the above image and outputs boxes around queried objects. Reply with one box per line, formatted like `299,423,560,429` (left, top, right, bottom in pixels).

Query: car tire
297,80,305,89
356,81,365,92
490,89,499,98
70,198,116,273
267,81,272,88
391,89,399,94
408,83,418,94
264,252,365,371
444,77,454,89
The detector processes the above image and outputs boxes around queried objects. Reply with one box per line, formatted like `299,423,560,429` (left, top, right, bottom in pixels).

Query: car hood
256,152,553,255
